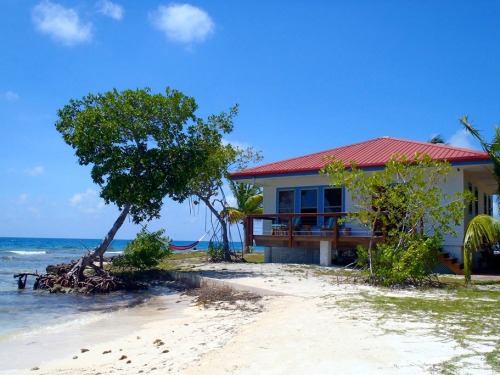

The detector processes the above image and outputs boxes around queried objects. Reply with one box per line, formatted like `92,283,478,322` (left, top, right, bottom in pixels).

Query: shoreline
0,290,192,373
2,263,499,374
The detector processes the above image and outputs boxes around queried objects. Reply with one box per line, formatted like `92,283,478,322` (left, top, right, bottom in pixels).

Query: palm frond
463,214,500,283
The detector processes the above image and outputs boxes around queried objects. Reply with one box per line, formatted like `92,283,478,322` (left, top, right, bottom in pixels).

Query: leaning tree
171,106,262,261
52,87,233,286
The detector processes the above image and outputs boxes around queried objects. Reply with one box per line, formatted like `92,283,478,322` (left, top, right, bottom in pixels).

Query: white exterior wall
438,168,465,260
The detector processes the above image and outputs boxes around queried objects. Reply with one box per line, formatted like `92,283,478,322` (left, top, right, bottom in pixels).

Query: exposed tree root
33,272,129,293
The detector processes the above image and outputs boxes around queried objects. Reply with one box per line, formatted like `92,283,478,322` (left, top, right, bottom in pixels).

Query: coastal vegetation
463,215,500,283
169,112,262,261
322,153,473,287
460,115,500,197
33,86,257,292
113,227,172,271
226,181,263,254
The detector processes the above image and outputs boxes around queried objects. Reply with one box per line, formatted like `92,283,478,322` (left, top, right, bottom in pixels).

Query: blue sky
1,1,499,240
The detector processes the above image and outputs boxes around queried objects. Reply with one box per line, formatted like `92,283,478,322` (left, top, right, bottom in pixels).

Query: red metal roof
231,136,491,178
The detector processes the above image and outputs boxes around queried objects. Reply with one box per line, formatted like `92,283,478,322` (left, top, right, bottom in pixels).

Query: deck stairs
439,252,464,275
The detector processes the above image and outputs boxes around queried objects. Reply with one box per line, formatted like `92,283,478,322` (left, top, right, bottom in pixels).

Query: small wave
6,311,108,341
0,256,13,261
8,251,46,255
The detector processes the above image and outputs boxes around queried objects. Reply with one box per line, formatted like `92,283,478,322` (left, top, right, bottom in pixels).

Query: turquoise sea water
0,236,241,370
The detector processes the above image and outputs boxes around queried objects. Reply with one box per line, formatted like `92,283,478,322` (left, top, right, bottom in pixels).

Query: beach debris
73,356,78,359
80,348,89,353
126,360,131,364
30,367,40,371
119,355,127,360
153,339,165,346
162,349,170,353
103,350,112,354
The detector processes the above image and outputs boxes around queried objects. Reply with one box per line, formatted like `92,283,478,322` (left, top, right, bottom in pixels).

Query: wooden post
333,218,339,249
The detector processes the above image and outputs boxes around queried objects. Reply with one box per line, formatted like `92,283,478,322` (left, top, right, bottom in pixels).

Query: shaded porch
244,213,385,266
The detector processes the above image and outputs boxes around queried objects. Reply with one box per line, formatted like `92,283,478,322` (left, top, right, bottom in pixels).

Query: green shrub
114,228,172,271
207,241,225,262
357,234,442,286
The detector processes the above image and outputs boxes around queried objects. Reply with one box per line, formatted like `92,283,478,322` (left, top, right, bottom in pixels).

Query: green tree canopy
55,87,236,280
56,87,210,223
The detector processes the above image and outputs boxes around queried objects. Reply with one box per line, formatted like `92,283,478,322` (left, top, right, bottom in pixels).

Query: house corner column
320,240,332,266
264,247,272,263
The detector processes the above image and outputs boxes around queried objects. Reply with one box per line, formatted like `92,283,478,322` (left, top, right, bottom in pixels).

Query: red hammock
168,232,210,251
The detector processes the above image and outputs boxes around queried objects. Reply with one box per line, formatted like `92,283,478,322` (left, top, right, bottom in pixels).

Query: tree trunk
201,197,231,261
68,202,132,281
242,222,250,254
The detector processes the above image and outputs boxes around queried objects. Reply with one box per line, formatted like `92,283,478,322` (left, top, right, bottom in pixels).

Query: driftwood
14,272,39,289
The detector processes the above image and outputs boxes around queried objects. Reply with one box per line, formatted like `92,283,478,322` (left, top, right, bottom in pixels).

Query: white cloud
32,0,93,46
24,166,44,176
97,0,124,20
14,194,42,218
70,188,105,214
16,194,29,204
4,91,19,101
150,3,214,44
447,129,476,149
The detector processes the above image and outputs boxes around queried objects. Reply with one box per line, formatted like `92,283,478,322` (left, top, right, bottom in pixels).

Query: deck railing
245,212,355,248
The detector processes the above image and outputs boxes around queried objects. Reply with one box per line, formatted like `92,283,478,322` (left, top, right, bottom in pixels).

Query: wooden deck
245,212,385,250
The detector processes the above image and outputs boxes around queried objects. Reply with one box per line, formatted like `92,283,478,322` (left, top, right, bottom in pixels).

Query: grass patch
332,284,500,373
156,250,264,271
242,252,264,263
486,348,500,372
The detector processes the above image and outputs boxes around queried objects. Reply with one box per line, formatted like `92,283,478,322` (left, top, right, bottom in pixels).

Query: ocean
0,236,231,371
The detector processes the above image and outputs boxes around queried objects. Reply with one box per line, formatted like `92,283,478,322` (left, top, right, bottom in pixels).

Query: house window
278,190,294,224
484,193,488,215
324,188,342,213
300,189,318,226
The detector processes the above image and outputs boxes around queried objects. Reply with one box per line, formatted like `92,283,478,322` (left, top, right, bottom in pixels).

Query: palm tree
459,115,500,196
463,214,500,283
428,134,447,144
226,181,263,253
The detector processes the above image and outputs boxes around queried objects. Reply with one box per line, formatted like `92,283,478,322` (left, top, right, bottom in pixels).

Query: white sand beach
2,263,497,375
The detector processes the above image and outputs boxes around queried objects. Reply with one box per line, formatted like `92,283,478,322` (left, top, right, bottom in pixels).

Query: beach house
231,137,495,274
